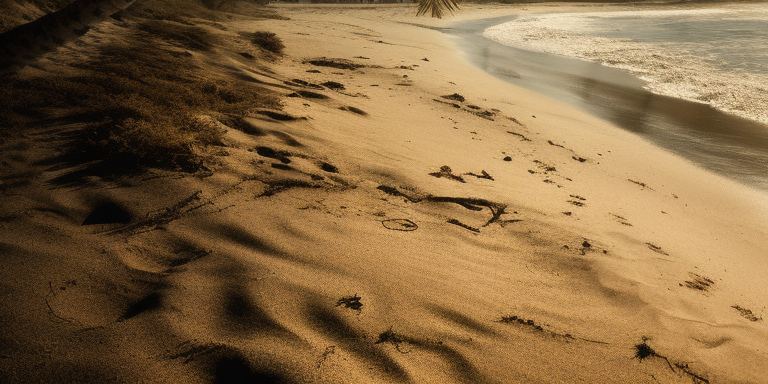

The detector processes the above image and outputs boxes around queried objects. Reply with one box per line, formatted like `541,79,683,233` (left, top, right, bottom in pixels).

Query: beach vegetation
0,1,282,176
417,0,460,19
247,31,285,55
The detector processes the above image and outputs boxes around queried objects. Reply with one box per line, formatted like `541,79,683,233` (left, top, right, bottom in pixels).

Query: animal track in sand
103,191,203,235
610,214,633,226
441,93,465,102
731,305,762,322
507,130,532,142
498,314,607,344
499,315,544,331
681,273,714,292
506,116,525,126
534,160,557,173
646,243,669,256
545,140,588,163
547,140,565,149
629,179,654,190
432,95,499,121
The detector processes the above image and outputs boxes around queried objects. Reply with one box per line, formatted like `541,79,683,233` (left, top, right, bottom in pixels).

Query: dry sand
1,2,767,383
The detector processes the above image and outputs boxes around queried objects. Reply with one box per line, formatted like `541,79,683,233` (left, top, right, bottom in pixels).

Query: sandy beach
1,2,767,383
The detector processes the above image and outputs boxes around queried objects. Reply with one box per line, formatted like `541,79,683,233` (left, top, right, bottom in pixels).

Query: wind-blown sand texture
1,2,767,383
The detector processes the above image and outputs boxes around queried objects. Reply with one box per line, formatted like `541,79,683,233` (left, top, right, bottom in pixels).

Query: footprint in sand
732,305,762,322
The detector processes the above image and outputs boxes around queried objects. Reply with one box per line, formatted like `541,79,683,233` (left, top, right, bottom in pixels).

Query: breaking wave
483,5,768,125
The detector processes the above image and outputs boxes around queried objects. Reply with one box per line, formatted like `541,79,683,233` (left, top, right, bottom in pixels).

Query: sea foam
483,5,768,125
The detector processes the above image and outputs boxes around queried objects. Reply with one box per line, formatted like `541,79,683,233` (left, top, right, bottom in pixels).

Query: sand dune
1,2,767,383
0,0,138,70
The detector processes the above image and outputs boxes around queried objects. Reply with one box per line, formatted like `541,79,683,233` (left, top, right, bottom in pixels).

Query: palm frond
416,0,460,19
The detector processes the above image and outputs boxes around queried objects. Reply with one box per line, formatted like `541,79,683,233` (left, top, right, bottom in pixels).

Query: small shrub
247,31,284,55
2,1,285,177
3,39,276,175
634,341,656,360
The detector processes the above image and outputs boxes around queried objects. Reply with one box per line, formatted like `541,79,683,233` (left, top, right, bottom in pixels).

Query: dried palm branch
416,0,460,19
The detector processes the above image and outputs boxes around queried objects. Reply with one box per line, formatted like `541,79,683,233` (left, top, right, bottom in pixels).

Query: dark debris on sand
429,165,465,183
441,93,465,102
634,337,710,384
731,305,762,322
336,295,363,311
681,273,714,291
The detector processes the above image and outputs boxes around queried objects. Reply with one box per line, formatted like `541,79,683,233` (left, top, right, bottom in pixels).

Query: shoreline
448,7,768,193
2,3,768,382
257,4,768,380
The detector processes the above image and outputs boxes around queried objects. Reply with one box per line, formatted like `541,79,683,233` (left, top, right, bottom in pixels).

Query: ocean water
483,4,768,125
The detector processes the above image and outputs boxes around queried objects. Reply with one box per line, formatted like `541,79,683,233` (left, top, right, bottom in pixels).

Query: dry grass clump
1,13,279,174
246,31,284,56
